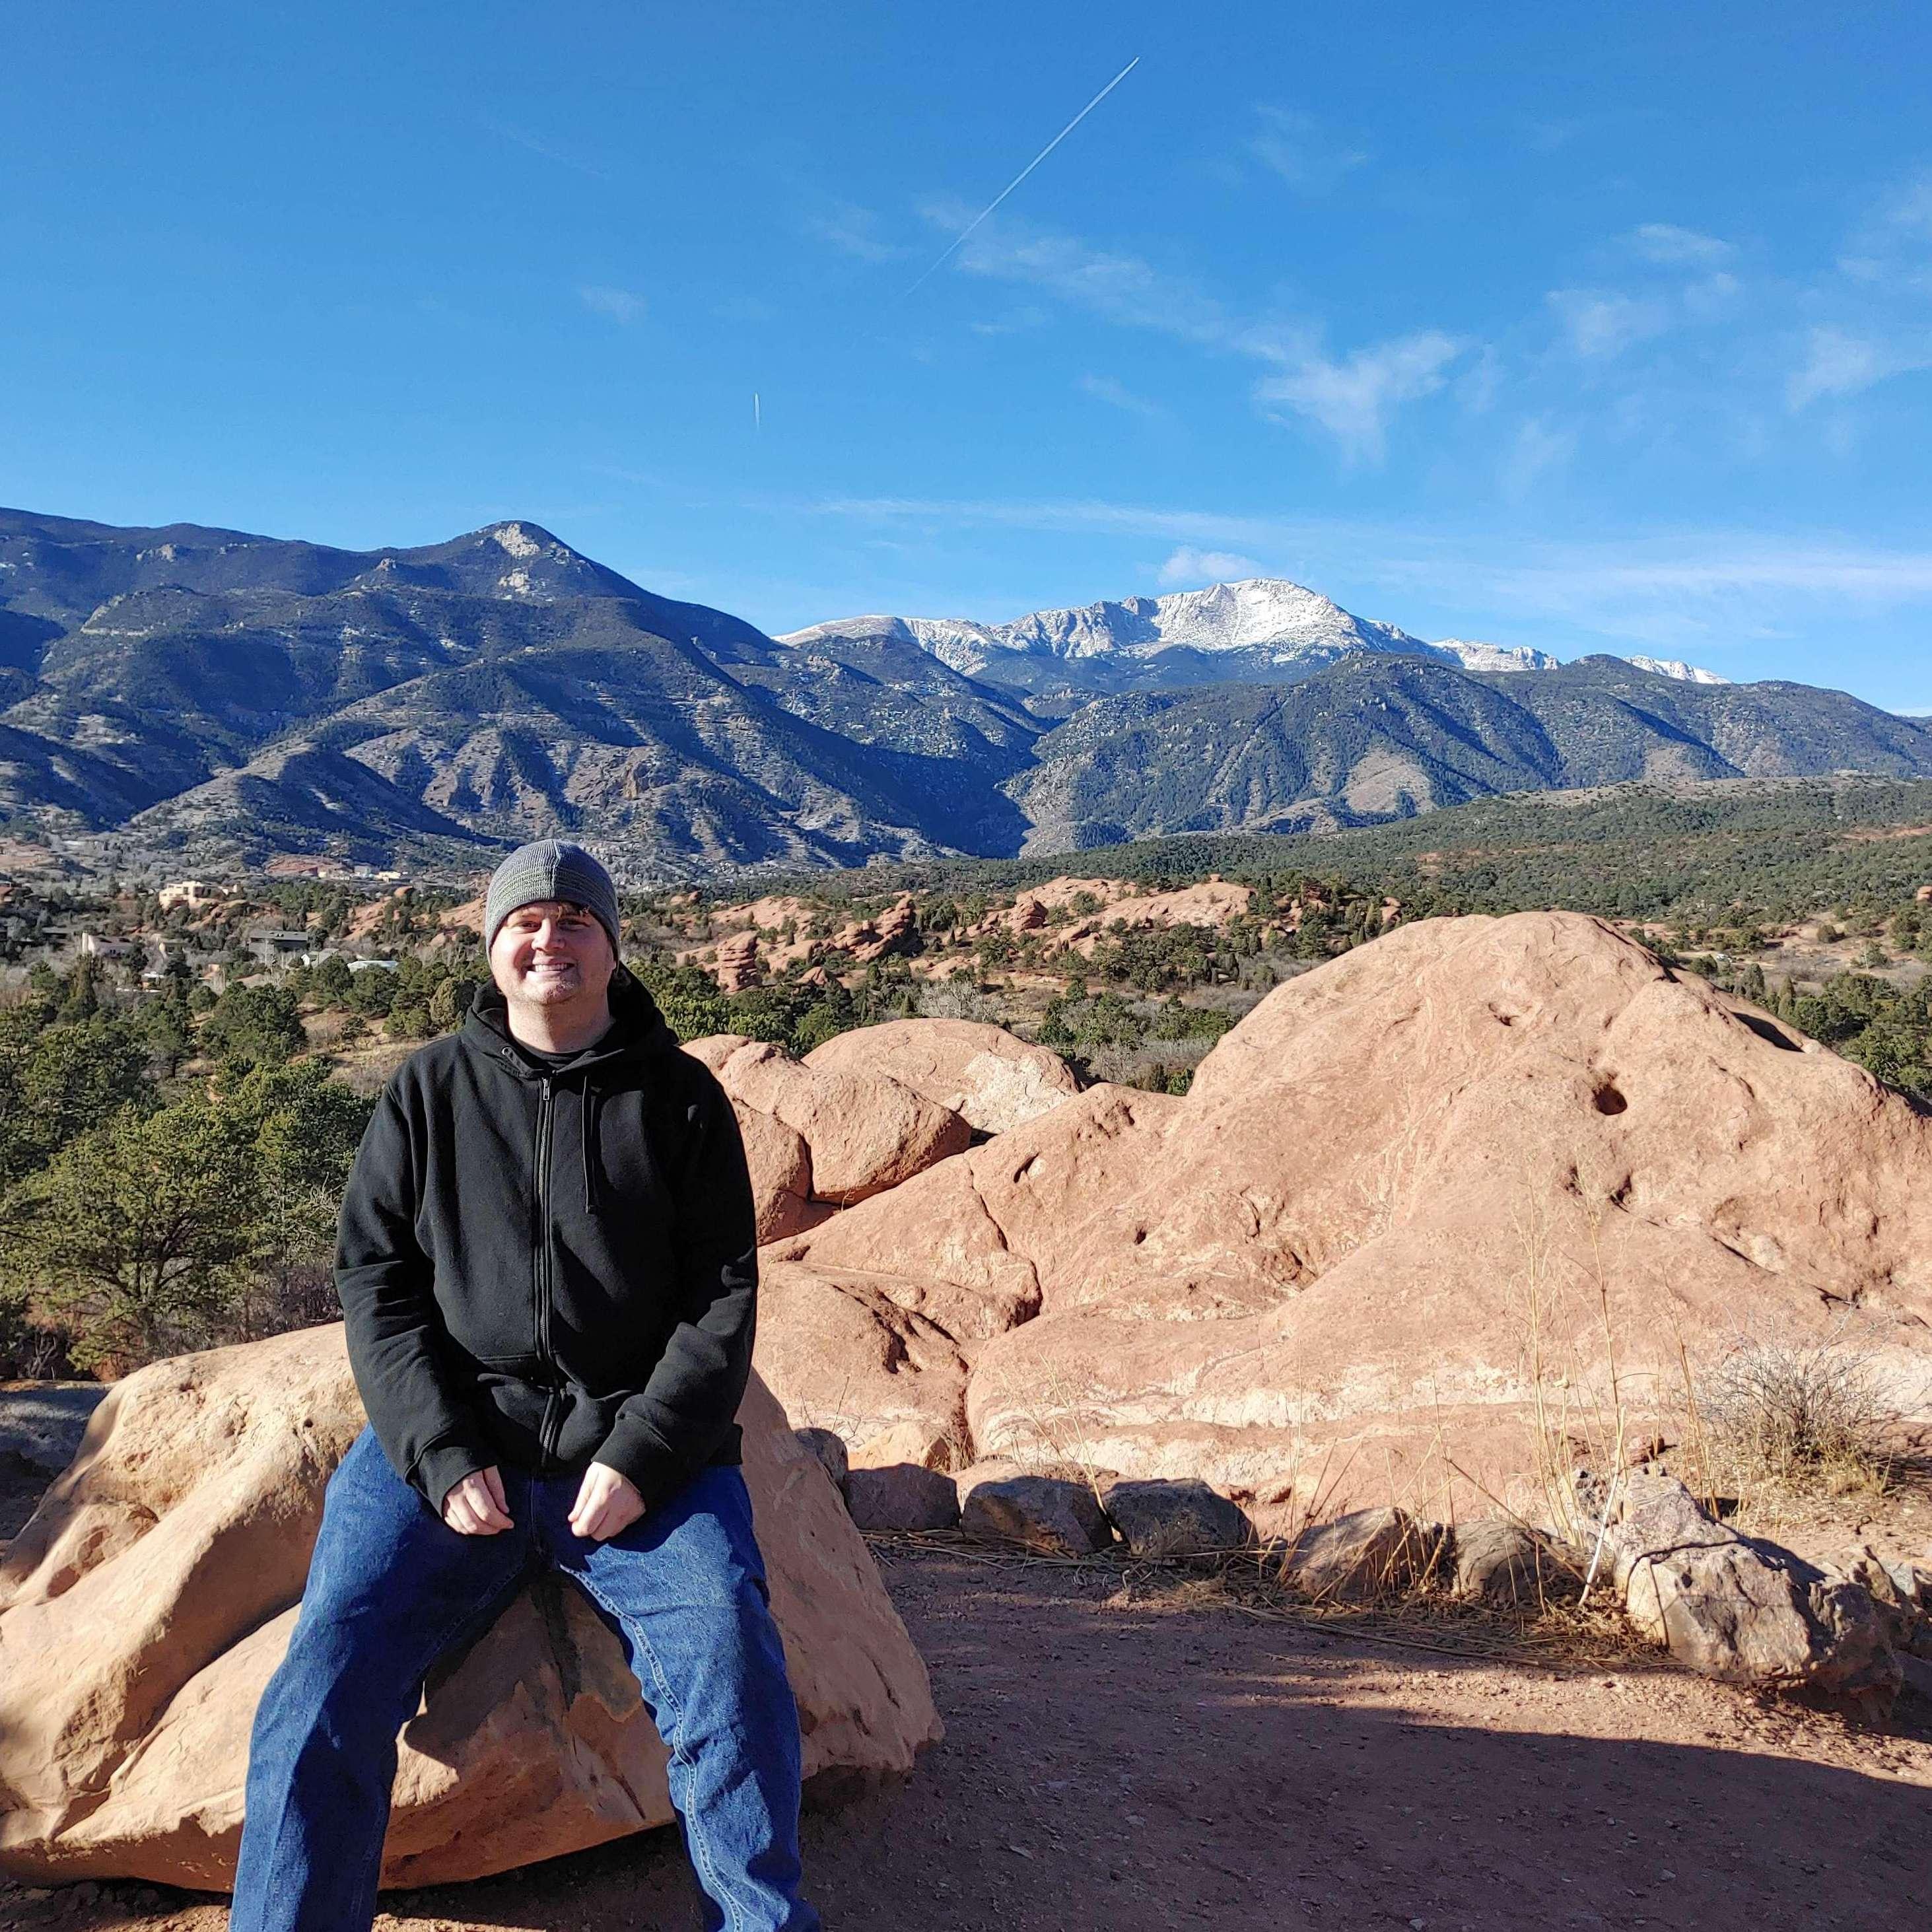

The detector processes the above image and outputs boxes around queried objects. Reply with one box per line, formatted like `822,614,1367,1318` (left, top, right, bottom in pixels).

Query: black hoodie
335,971,757,1513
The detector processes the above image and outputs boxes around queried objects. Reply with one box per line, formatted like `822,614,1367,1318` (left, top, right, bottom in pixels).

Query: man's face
488,899,615,1010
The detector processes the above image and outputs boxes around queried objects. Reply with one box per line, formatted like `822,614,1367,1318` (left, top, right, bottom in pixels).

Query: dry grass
1696,1324,1904,1503
975,1363,1115,1503
860,1527,1658,1673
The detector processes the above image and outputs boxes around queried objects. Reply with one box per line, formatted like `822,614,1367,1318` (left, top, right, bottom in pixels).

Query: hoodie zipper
534,1076,561,1463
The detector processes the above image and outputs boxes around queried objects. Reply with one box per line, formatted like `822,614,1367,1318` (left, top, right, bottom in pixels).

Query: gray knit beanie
483,840,621,955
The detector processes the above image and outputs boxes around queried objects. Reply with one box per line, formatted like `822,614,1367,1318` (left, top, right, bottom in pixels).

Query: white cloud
1880,171,1932,240
1546,288,1671,359
941,206,1225,341
1246,108,1368,195
1159,545,1265,586
969,306,1048,337
1787,325,1932,409
1500,415,1575,500
579,285,646,324
1627,223,1735,265
1253,331,1465,464
1078,373,1166,419
1832,172,1932,295
1681,271,1742,320
805,201,905,263
921,207,1468,460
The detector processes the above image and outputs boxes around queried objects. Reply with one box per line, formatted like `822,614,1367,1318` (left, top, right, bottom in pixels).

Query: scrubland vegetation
7,776,1932,1380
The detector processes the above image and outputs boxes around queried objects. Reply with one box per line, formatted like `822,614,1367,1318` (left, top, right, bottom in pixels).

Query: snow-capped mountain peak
1626,655,1730,685
780,577,1424,676
1428,637,1562,673
780,580,1732,692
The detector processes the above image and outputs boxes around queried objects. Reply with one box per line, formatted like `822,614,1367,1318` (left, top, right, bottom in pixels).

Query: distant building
246,931,314,964
347,957,399,974
158,881,224,911
78,932,137,958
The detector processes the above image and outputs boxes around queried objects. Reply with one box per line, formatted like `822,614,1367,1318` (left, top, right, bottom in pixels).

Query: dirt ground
3,1532,1930,1932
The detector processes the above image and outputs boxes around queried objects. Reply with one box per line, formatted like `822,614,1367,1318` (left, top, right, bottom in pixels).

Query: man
229,840,819,1932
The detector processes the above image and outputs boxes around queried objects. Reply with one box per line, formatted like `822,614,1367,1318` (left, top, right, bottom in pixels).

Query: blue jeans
230,1427,818,1932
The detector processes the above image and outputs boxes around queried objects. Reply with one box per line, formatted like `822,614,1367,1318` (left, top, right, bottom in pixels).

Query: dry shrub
979,1362,1114,1501
1697,1325,1898,1497
914,979,1002,1024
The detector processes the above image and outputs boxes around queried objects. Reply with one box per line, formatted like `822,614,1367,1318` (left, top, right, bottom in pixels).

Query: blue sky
7,3,1932,707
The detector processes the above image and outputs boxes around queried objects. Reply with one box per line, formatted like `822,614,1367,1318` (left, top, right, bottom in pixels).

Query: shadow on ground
3,1547,1927,1932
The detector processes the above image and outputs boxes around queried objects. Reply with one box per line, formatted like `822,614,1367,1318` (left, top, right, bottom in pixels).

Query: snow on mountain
996,579,1424,662
781,579,1426,676
1429,638,1562,672
782,581,1726,687
1626,655,1730,685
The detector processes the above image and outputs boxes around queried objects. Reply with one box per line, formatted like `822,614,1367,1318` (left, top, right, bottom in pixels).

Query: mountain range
1,506,1924,879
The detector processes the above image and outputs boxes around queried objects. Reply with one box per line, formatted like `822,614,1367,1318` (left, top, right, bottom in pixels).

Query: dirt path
5,1545,1929,1932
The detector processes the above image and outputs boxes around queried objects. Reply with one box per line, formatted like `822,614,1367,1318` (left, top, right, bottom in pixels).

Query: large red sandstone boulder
752,913,1932,1519
734,1105,819,1243
804,1019,1080,1136
703,1039,971,1204
675,1040,820,1241
681,1036,971,1225
754,1259,970,1468
0,1327,940,1889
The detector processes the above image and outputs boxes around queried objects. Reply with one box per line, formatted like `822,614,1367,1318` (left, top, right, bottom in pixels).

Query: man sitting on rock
230,840,819,1932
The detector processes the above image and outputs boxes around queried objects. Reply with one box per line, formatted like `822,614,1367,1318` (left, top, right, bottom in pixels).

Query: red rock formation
686,1035,972,1207
804,1019,1080,1136
754,913,1932,1518
713,928,760,991
0,1330,940,1887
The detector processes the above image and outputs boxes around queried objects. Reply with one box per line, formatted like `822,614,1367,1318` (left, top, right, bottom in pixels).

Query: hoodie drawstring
582,1081,601,1216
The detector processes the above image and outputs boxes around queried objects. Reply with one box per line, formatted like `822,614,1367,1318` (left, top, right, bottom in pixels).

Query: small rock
953,1458,1109,1513
1838,1544,1920,1651
1276,1507,1447,1603
1900,1653,1932,1705
951,1459,1027,1509
794,1426,849,1492
960,1474,1111,1556
843,1463,959,1532
1099,1477,1251,1558
1575,1468,1902,1713
848,1418,953,1471
1452,1518,1583,1608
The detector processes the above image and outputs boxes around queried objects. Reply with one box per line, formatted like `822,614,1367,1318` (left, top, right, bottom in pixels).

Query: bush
0,1056,375,1370
0,1011,155,1186
7,1096,261,1369
1698,1328,1900,1494
626,959,732,1042
201,983,306,1068
916,977,1002,1024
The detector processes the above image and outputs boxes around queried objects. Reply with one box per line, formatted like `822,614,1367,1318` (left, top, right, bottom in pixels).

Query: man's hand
442,1465,513,1536
569,1461,645,1542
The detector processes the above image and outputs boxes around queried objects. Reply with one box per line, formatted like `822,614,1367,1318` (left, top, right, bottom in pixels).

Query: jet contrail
904,54,1140,297
753,391,762,432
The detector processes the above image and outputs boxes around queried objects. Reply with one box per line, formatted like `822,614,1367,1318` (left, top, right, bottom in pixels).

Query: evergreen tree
57,951,102,1022
7,1097,258,1369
